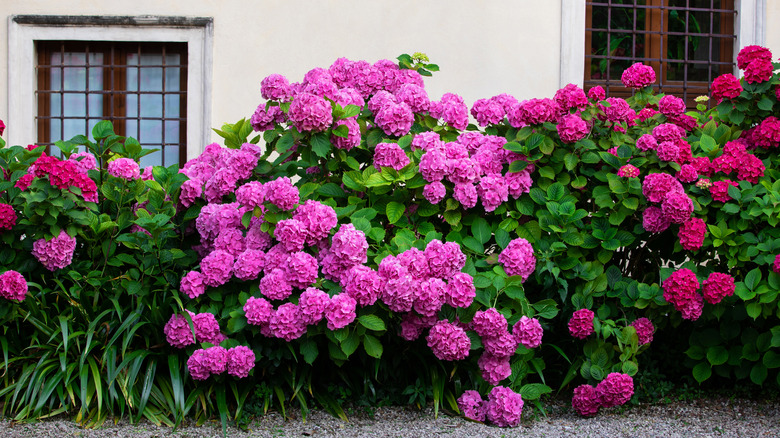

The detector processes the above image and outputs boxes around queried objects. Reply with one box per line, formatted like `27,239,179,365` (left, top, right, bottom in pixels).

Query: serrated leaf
518,383,552,401
311,133,332,158
471,218,492,244
462,236,484,254
300,339,319,365
692,362,711,383
385,202,405,224
318,182,347,198
358,315,386,332
363,334,383,359
706,346,728,366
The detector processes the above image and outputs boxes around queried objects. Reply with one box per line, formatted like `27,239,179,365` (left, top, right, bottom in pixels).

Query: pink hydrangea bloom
637,107,658,121
711,74,743,103
261,74,292,101
375,101,414,137
0,270,28,301
0,204,16,230
325,293,357,330
472,308,509,339
414,278,446,317
187,349,211,380
588,86,606,101
478,352,511,385
331,117,361,151
483,330,519,358
636,134,658,152
596,373,634,408
373,142,410,171
299,287,330,325
471,98,505,126
203,168,238,203
446,272,476,308
572,384,600,417
621,63,656,88
164,311,196,348
485,386,524,428
108,158,141,180
676,164,698,183
14,174,34,191
264,177,299,211
643,206,671,233
498,238,536,282
430,93,469,130
395,83,430,113
508,98,559,126
662,268,703,320
710,180,738,202
661,191,693,224
702,272,735,305
214,228,246,257
192,312,222,345
642,172,684,203
233,249,265,281
744,59,774,84
424,239,466,280
737,45,773,70
269,303,307,341
447,157,480,185
274,219,307,252
397,247,431,280
505,170,533,199
774,254,780,273
250,104,285,131
180,179,203,207
631,317,655,345
292,200,337,245
226,346,256,378
658,95,686,116
68,152,98,174
244,296,274,326
652,123,683,142
367,90,397,113
554,83,589,111
398,313,436,341
245,222,272,251
412,131,445,151
236,182,266,210
288,92,333,132
678,217,706,251
285,251,319,289
180,271,206,299
656,141,680,162
617,164,639,178
32,230,76,271
512,316,543,349
604,97,633,123
568,309,595,339
200,250,235,287
423,182,446,204
426,320,471,361
557,114,589,143
736,154,765,184
477,174,509,212
381,273,416,313
260,268,293,301
457,390,486,422
419,148,448,183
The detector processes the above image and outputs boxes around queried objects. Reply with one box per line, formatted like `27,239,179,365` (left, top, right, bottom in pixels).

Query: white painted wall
0,0,563,151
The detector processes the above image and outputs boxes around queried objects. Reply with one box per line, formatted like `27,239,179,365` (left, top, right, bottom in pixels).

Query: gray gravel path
2,397,779,437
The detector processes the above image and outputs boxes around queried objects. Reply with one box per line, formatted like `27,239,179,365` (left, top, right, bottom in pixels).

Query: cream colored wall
767,2,780,56
0,0,563,147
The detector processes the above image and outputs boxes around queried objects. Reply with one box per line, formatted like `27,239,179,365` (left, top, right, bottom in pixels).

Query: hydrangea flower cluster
662,268,703,320
630,317,654,345
568,308,595,339
29,153,98,202
187,345,256,381
497,238,536,282
0,203,16,231
702,272,735,305
31,230,77,271
456,390,486,422
164,310,226,349
572,373,634,417
0,270,28,301
512,315,543,349
678,217,706,251
107,158,141,180
458,386,523,427
621,63,656,88
426,320,471,361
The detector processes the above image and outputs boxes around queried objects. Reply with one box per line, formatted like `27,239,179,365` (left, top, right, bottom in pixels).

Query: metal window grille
585,0,736,107
36,41,188,167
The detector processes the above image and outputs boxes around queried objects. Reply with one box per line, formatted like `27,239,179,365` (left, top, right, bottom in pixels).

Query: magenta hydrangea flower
293,200,337,245
642,172,684,203
498,238,536,282
512,316,543,349
264,177,299,211
568,309,595,339
476,174,508,212
261,73,292,101
192,312,223,345
656,141,680,162
621,63,656,88
471,98,504,127
557,114,590,143
268,303,307,341
737,45,773,70
373,142,410,171
331,117,361,151
414,278,445,317
658,95,686,116
457,390,486,422
68,152,98,174
676,164,698,183
631,317,655,345
274,219,307,252
774,254,780,274
662,268,703,320
236,181,265,208
711,73,743,103
678,217,706,251
164,311,196,348
643,206,671,233
0,270,28,301
260,268,293,301
180,179,203,207
426,320,471,361
661,191,693,224
617,164,639,178
325,293,357,330
180,271,206,299
478,352,511,385
395,83,429,113
0,204,17,231
200,250,235,287
710,180,738,203
453,182,477,209
636,134,658,152
604,97,633,123
288,92,333,132
485,386,524,428
508,98,559,126
652,123,683,142
505,170,533,199
447,156,480,184
596,373,634,408
744,59,774,84
108,157,141,180
226,345,256,378
398,247,431,280
446,272,476,308
341,265,382,307
285,251,319,289
588,86,606,101
572,384,600,417
419,148,448,182
424,239,466,280
702,272,735,305
554,83,589,111
430,93,469,130
213,228,246,257
375,101,414,137
472,308,509,339
423,182,446,204
250,104,285,131
483,330,519,358
244,296,274,326
187,349,211,380
298,287,330,325
31,230,77,271
412,131,445,151
233,249,265,281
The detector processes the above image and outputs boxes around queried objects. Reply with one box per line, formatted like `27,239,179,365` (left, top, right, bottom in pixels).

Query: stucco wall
767,2,780,55
0,0,563,147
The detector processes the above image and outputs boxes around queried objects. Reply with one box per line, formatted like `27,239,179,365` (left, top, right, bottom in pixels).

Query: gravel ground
2,397,779,437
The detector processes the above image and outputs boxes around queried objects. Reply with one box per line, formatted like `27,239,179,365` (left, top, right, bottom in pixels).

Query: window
37,41,188,167
584,0,736,106
8,15,213,165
